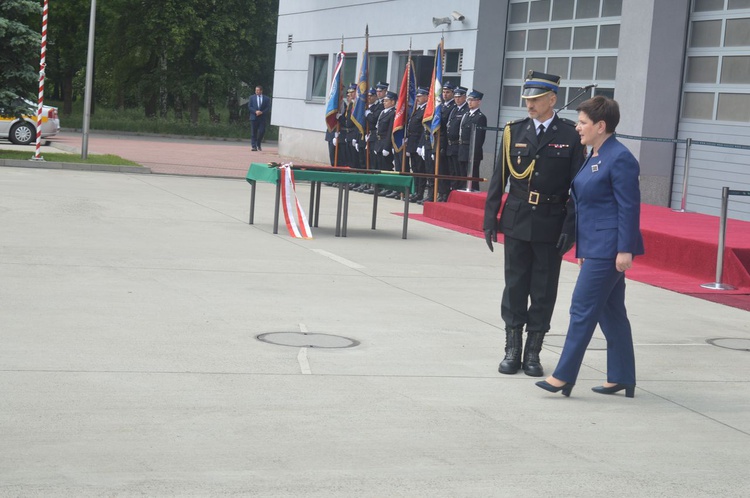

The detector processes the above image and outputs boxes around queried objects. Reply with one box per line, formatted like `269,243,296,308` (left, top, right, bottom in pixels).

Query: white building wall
273,0,483,164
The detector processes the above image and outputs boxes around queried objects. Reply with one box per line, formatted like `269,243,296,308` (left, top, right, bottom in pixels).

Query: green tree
0,0,41,117
45,0,92,117
97,0,278,124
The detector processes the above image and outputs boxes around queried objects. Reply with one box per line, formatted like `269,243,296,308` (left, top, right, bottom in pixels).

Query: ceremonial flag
422,41,443,145
351,34,369,136
325,52,345,131
392,58,416,153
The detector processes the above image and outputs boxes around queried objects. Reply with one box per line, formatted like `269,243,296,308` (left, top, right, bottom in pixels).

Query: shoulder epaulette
506,117,527,126
558,117,577,127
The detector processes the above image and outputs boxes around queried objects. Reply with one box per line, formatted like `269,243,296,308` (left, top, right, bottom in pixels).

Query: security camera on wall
452,11,465,21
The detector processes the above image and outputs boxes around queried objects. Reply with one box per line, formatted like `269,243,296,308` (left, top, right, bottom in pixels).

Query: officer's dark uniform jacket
366,100,384,145
446,103,468,157
438,100,455,154
406,104,426,154
458,108,487,162
375,107,396,156
484,114,585,243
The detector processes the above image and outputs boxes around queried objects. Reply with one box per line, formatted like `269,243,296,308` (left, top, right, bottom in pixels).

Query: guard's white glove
332,138,337,146
354,142,359,152
406,152,411,157
365,133,370,142
335,132,339,138
431,154,435,160
352,139,357,147
382,150,390,157
365,110,371,116
417,146,424,158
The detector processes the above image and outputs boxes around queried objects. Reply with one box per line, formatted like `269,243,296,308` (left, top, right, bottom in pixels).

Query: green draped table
245,163,415,239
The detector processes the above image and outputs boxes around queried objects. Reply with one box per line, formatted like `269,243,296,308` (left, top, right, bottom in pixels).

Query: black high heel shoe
535,380,574,397
591,384,635,398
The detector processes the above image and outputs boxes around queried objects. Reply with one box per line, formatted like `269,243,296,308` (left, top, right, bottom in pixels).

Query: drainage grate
257,332,359,349
706,338,750,352
544,334,607,350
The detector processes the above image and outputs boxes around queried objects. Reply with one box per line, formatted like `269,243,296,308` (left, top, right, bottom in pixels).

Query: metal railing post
465,124,477,191
674,137,692,212
701,186,735,290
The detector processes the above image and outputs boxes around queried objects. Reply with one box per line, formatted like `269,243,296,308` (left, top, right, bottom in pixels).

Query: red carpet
410,191,750,312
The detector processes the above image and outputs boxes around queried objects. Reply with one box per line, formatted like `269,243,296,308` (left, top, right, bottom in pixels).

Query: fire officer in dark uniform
483,71,586,377
431,81,456,202
458,89,487,191
445,86,468,193
406,87,429,202
366,82,388,173
374,91,397,176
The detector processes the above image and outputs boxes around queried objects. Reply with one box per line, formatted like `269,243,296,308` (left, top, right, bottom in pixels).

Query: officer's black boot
523,331,546,377
498,327,523,374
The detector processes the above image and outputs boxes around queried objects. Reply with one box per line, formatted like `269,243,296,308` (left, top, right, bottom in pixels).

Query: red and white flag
279,164,312,239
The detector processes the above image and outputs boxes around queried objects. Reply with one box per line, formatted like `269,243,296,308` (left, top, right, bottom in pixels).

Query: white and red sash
279,164,312,239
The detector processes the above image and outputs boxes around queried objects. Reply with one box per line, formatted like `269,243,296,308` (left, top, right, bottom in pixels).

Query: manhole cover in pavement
544,334,607,350
257,332,359,349
706,338,750,352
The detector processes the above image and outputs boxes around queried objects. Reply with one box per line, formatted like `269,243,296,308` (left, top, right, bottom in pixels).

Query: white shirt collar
533,114,555,132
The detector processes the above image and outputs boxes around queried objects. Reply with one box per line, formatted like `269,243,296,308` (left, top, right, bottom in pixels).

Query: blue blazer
248,94,271,122
572,135,645,259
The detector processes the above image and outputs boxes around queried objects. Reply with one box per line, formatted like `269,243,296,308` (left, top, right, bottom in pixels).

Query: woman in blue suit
536,96,644,398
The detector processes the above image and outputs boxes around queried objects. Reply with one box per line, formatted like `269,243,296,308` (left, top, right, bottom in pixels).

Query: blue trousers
552,258,636,385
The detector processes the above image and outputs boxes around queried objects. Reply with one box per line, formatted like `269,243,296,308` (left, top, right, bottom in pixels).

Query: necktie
537,124,545,136
258,95,262,107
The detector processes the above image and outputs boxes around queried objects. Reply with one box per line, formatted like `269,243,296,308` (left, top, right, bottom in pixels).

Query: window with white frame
444,49,463,81
682,0,750,122
309,55,328,100
502,0,621,110
369,54,389,88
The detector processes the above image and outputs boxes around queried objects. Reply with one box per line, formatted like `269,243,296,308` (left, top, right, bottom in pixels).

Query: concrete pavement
0,142,749,496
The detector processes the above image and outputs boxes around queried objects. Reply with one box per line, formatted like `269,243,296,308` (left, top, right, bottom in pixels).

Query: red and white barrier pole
33,0,49,161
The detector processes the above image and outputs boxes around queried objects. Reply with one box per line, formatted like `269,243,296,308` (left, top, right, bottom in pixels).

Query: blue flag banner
325,52,345,131
351,49,368,136
423,42,443,146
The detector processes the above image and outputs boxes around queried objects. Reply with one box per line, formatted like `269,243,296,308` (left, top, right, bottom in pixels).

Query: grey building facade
272,0,750,221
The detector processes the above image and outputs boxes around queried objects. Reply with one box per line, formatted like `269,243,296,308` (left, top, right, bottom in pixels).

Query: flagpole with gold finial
433,35,444,201
334,35,345,167
401,38,412,173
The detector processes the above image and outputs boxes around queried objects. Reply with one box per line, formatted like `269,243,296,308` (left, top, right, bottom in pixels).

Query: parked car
0,99,60,145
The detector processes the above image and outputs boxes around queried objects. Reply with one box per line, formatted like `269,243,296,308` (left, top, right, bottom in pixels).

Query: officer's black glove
556,233,575,256
484,229,496,252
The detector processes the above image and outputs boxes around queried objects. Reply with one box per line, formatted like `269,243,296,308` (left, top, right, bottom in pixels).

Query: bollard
464,125,477,191
701,186,735,290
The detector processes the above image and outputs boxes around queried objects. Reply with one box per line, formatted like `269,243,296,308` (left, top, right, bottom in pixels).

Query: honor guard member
367,82,388,172
446,86,468,192
459,90,487,191
406,87,429,202
343,84,360,168
355,87,378,192
483,71,586,377
374,90,398,182
428,81,456,202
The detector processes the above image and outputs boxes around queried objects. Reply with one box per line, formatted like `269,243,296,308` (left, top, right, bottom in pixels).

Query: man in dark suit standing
458,90,487,191
248,85,271,151
483,71,586,378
